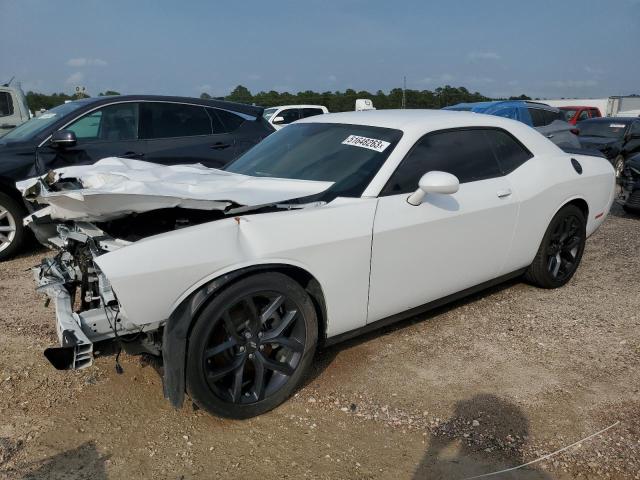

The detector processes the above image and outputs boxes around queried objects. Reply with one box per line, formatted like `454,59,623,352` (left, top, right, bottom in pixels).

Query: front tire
186,272,318,419
525,204,586,289
0,192,27,262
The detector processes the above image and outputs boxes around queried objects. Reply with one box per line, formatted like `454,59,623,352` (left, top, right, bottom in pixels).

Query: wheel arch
0,176,25,205
562,197,589,220
161,263,328,409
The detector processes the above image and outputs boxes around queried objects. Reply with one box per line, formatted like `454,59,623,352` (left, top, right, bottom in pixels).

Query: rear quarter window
528,108,546,127
212,108,245,132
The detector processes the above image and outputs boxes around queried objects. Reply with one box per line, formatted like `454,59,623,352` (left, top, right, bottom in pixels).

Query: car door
367,128,520,323
141,102,238,169
620,120,640,157
36,102,144,170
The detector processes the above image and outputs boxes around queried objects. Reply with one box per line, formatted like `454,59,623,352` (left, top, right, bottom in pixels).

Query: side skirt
324,268,527,347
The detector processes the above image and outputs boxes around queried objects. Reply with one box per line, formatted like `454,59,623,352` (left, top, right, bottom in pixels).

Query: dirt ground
0,204,638,480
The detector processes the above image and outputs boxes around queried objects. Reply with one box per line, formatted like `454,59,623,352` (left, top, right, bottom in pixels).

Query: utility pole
401,76,406,109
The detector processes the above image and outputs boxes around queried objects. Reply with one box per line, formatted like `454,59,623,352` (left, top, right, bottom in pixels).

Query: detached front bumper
35,265,94,370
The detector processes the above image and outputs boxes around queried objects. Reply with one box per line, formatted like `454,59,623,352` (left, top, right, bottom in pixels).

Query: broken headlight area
618,157,640,208
33,220,164,371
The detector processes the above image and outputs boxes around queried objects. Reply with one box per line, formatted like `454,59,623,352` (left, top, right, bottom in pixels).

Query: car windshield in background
579,121,628,138
225,123,403,197
262,108,277,121
563,109,578,119
1,101,86,142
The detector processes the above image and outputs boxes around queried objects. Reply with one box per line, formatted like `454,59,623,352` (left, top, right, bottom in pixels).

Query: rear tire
186,272,318,419
0,192,27,262
525,204,586,289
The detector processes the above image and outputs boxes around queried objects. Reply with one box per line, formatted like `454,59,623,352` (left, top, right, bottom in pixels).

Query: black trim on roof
74,95,263,117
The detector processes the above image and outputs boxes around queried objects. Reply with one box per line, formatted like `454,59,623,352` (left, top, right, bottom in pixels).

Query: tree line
25,85,532,113
25,90,121,112
207,84,512,111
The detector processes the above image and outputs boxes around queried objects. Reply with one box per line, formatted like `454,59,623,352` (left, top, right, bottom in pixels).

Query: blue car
444,100,580,149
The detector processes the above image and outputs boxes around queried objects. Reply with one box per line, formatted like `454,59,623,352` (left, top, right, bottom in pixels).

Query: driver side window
382,129,502,195
66,103,139,142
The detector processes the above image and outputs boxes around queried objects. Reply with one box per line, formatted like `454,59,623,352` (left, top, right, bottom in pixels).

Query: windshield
579,121,628,139
262,108,278,121
2,101,85,142
225,123,403,198
562,109,578,119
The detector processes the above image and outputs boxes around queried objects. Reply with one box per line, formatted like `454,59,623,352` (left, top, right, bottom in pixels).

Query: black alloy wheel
186,272,318,418
525,204,586,288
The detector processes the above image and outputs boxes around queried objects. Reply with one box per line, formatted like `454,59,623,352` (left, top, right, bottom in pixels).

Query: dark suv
576,117,640,180
0,95,274,260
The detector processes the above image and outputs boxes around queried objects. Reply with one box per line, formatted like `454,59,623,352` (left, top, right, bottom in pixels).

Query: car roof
298,108,523,132
74,94,263,117
559,106,596,110
446,100,558,112
269,105,326,109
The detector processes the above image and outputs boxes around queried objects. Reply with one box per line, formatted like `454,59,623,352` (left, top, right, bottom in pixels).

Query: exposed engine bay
22,158,333,371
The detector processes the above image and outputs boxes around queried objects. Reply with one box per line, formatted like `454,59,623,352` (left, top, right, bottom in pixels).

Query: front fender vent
571,158,583,174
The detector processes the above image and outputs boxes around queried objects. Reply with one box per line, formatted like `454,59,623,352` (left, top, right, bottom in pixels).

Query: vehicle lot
0,205,638,479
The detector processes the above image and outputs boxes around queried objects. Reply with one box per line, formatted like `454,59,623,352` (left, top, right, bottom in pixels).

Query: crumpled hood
17,157,333,221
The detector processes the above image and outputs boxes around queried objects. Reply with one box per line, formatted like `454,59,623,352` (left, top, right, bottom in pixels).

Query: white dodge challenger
21,110,615,418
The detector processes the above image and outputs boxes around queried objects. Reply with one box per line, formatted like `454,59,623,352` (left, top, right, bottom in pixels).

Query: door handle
122,151,145,159
546,134,554,139
211,142,232,150
497,189,512,198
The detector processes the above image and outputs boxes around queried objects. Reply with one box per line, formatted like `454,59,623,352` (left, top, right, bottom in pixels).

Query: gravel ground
0,204,638,480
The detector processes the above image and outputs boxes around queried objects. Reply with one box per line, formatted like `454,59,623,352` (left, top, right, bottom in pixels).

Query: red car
560,106,602,125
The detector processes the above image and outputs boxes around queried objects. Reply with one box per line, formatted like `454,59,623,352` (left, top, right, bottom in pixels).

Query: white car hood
18,157,333,221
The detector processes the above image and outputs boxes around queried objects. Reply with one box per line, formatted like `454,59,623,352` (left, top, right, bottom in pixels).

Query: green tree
226,85,253,104
98,90,121,96
200,92,212,99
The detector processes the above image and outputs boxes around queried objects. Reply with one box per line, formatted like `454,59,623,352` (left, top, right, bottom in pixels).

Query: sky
1,0,639,100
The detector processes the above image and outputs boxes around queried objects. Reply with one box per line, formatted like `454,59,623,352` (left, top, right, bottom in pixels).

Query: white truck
544,96,640,118
0,81,31,136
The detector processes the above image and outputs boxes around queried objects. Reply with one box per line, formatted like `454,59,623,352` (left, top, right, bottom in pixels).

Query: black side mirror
50,130,77,148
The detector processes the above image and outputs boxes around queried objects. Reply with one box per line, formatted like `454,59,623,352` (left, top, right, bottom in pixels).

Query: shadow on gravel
609,202,638,219
412,394,550,480
305,278,522,388
18,441,109,480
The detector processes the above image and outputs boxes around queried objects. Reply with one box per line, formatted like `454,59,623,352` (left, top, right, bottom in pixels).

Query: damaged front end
33,221,163,371
619,155,640,212
20,158,332,373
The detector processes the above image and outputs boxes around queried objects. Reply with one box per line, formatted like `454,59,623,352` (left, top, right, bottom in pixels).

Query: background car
0,95,274,261
26,110,614,419
0,80,31,137
618,152,640,213
576,117,640,179
560,105,602,125
444,100,580,149
262,104,329,130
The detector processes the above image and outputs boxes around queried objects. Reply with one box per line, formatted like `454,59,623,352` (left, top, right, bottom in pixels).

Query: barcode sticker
342,135,390,152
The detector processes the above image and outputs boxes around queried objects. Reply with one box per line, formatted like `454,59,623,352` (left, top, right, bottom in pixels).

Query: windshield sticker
609,124,626,128
342,135,390,152
38,113,56,119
